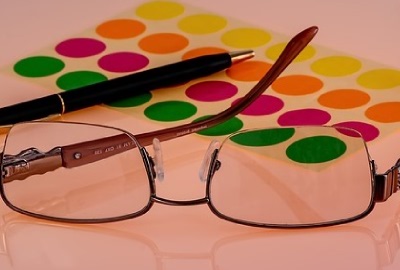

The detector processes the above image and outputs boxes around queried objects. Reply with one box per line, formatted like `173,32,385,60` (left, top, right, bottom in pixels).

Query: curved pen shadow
1,205,400,270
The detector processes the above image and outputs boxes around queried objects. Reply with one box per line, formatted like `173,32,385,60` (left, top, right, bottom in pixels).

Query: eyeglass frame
0,26,399,228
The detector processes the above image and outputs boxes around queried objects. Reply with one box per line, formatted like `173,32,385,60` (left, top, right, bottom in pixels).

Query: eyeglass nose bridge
151,195,209,206
148,140,222,207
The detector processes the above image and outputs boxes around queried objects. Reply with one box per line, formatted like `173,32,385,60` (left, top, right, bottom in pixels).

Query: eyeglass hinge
2,147,63,183
374,159,400,202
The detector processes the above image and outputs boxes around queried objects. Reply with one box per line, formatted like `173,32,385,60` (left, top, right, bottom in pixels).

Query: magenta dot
186,81,238,102
232,95,284,116
98,52,149,73
333,121,380,142
278,108,331,126
55,38,106,58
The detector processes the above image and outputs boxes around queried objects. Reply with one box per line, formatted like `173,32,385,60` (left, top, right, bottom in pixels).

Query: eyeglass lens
1,122,152,222
208,126,374,227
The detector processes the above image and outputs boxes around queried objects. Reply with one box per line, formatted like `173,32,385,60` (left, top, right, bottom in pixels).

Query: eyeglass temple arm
2,26,318,179
60,25,318,169
374,159,400,202
135,26,319,146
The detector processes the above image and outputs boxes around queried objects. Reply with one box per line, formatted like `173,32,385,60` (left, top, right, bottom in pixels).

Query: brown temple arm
59,26,319,169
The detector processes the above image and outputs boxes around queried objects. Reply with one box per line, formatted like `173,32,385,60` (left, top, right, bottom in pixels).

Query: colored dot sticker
178,14,227,34
136,1,185,20
139,33,189,54
357,69,400,89
107,93,152,107
278,108,331,126
144,101,197,121
96,19,146,39
333,121,379,142
311,56,362,77
272,75,323,95
266,43,316,62
226,61,271,82
186,81,237,102
55,38,106,58
98,52,149,73
365,102,400,123
230,128,295,147
194,115,243,136
286,136,347,164
232,95,284,116
221,28,271,48
318,89,371,109
182,47,227,60
56,71,108,91
14,56,65,77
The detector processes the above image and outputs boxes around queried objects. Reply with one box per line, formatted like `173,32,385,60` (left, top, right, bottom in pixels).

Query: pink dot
186,81,238,102
232,95,284,116
278,108,331,126
333,121,380,142
55,38,106,58
98,52,149,73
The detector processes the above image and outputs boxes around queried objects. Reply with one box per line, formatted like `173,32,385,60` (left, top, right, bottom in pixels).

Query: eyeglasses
1,26,398,228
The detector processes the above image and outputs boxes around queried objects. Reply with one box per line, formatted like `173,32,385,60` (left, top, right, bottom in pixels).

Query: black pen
0,50,254,126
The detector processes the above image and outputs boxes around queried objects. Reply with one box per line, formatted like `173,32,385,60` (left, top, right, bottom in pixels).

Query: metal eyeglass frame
1,26,398,228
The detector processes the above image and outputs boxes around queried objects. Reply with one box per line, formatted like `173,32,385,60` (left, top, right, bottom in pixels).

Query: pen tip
229,50,255,65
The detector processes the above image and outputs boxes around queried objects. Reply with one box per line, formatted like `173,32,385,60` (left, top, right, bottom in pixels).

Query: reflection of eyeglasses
1,26,397,228
2,213,400,270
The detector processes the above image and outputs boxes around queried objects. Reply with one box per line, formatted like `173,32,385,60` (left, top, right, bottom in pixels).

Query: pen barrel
61,53,232,112
0,95,62,125
0,53,236,126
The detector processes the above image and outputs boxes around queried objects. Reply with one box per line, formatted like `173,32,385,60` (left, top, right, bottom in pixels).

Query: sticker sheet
5,0,400,148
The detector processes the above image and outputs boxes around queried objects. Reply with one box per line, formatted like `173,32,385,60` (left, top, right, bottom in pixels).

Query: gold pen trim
56,94,66,115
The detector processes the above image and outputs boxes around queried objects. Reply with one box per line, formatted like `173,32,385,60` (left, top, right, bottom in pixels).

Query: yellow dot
136,1,184,20
221,28,271,48
178,14,227,34
357,69,400,89
311,56,362,77
266,43,316,62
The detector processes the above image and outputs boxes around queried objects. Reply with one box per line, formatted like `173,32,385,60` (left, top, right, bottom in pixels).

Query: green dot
107,92,152,107
194,115,243,136
56,71,108,91
286,136,347,164
144,101,197,121
14,56,65,77
230,128,295,146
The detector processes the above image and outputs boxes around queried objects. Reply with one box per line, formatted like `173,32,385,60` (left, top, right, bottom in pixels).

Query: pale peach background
0,1,400,269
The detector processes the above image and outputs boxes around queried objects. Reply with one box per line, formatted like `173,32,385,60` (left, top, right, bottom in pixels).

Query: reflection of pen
0,50,254,126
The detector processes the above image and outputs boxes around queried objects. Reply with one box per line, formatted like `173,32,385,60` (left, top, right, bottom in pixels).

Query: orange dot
272,75,323,95
318,89,370,109
226,61,271,82
139,33,189,54
182,47,227,60
96,19,146,39
365,102,400,123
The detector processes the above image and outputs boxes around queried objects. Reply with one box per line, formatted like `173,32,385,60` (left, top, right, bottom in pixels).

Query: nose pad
152,138,164,182
199,140,220,182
